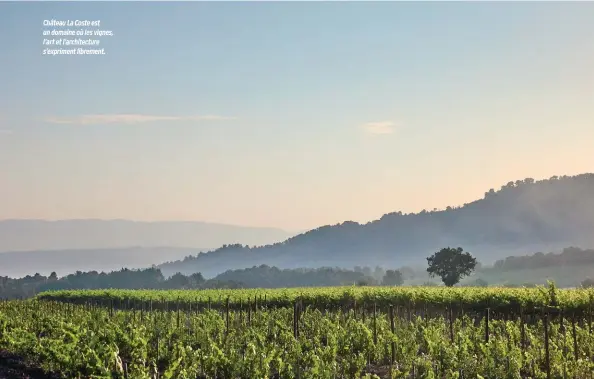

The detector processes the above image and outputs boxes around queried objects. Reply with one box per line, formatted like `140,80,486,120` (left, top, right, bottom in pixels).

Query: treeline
0,265,405,299
0,268,210,299
489,247,594,272
215,265,404,288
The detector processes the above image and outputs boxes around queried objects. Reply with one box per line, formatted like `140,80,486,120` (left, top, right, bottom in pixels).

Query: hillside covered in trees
159,174,594,278
489,247,594,271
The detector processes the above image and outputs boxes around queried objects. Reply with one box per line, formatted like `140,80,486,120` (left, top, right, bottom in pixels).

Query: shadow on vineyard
1,284,594,378
0,350,61,379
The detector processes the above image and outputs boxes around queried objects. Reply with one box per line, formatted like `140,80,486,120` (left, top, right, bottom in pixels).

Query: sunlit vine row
37,285,594,314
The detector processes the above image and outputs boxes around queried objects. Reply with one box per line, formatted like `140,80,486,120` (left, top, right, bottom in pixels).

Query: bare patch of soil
0,351,61,379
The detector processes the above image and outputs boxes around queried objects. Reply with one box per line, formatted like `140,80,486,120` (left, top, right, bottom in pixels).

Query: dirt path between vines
0,350,393,379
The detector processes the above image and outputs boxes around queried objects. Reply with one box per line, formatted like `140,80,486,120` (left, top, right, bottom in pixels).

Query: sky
0,2,593,231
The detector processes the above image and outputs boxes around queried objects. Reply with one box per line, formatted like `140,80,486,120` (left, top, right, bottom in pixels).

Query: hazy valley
2,174,593,287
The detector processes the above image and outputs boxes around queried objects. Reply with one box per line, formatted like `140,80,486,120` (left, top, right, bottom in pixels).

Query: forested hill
160,174,594,278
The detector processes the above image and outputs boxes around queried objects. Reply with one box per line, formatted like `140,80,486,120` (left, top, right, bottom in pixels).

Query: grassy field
0,285,592,378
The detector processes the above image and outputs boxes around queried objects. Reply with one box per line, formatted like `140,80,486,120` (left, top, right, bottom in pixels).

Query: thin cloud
44,114,237,125
361,121,395,135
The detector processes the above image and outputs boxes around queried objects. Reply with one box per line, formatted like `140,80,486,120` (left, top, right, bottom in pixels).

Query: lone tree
426,247,477,287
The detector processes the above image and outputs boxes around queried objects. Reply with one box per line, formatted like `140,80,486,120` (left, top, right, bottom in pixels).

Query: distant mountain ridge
0,247,207,278
0,219,294,252
159,174,594,278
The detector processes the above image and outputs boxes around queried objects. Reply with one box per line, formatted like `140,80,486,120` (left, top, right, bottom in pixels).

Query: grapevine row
2,297,594,378
36,285,594,313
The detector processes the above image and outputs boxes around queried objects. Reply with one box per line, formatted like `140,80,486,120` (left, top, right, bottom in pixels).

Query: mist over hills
0,247,203,278
0,220,294,277
159,174,594,278
0,219,294,252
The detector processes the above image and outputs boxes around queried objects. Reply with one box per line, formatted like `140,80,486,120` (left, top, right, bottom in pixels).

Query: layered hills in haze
0,247,201,278
0,220,294,277
159,174,594,278
0,220,294,252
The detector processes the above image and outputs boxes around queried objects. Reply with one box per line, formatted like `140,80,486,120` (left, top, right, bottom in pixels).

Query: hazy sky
1,2,593,231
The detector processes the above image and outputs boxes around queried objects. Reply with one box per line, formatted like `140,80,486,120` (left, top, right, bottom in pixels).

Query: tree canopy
427,247,477,286
0,265,404,299
382,270,404,286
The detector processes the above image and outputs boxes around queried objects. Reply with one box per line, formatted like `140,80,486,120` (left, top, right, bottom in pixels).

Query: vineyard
35,285,594,313
0,285,593,378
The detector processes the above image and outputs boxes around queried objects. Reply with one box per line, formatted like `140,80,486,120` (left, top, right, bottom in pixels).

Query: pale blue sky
1,2,593,230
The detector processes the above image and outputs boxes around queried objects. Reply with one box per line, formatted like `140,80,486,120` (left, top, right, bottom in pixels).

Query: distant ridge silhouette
0,219,294,252
159,174,594,277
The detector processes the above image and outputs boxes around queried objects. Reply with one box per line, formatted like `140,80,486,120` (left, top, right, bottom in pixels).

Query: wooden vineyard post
362,302,366,323
559,309,568,376
297,297,303,337
520,307,525,353
449,305,454,343
225,297,230,334
176,298,180,329
588,300,592,334
239,299,243,327
298,297,302,338
373,301,378,365
248,300,252,326
156,336,159,362
293,300,299,339
544,311,551,379
571,313,578,362
389,305,395,365
484,308,490,343
299,298,303,332
298,297,302,337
